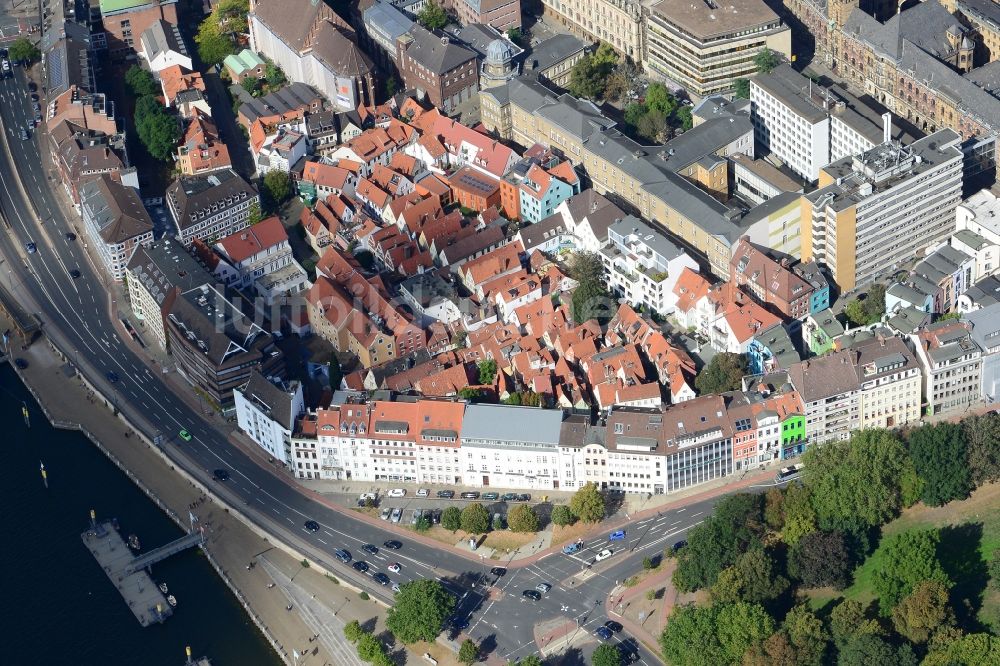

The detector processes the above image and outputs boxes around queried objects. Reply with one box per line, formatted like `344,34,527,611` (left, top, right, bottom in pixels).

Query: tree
645,83,678,117
506,27,523,46
907,422,971,506
780,482,816,544
357,632,392,665
754,47,779,74
923,633,1000,666
195,20,235,66
214,0,250,34
385,75,398,99
247,202,263,225
417,0,449,30
871,529,950,614
591,643,622,666
265,62,286,87
694,352,749,394
8,37,40,64
507,504,539,533
711,547,788,604
846,285,887,326
329,354,343,390
509,658,543,666
788,530,851,589
715,602,775,663
569,482,605,523
990,548,1000,590
570,251,613,324
964,414,1000,485
780,605,827,666
442,506,462,531
803,429,911,530
344,619,364,643
263,170,293,208
242,75,262,96
891,579,955,644
829,599,882,647
635,112,668,144
125,65,158,97
460,503,490,534
673,493,764,592
134,96,180,161
386,579,456,643
838,634,917,666
458,638,479,665
551,505,575,527
659,604,729,666
844,298,869,327
674,106,694,131
734,78,751,99
764,487,785,531
477,359,497,384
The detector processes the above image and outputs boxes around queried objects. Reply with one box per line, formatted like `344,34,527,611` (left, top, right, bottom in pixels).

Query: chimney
882,112,892,143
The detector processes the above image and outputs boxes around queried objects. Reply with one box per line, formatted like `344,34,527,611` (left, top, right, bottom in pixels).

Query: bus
775,463,804,483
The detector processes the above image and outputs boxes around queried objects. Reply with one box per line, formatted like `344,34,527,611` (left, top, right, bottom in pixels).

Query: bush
642,556,655,571
507,504,539,533
359,591,370,600
569,482,605,523
344,619,364,643
415,516,432,532
458,638,479,665
551,505,576,527
442,506,462,531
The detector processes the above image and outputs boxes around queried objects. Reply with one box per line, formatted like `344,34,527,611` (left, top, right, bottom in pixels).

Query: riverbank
9,333,399,666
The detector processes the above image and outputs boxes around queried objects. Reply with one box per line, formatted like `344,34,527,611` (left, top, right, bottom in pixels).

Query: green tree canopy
674,106,694,131
787,530,851,589
803,429,912,530
214,0,250,34
442,506,462,531
922,633,1000,666
265,62,286,87
695,352,749,394
908,422,971,506
711,547,788,604
733,78,751,99
460,503,490,534
891,579,955,644
386,579,456,643
780,482,817,544
644,83,678,117
551,504,575,527
754,47,779,74
477,359,497,384
125,65,158,97
8,37,40,64
569,251,613,324
417,0,449,30
263,170,292,208
134,97,179,161
964,413,1000,485
844,284,886,326
507,504,539,533
673,493,764,592
591,643,622,666
871,528,950,614
568,45,618,100
780,605,828,666
828,599,882,648
195,20,235,66
569,482,605,523
837,634,917,666
343,619,364,643
458,638,479,665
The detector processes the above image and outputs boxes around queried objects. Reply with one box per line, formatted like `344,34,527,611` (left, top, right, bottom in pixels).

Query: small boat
167,595,177,607
158,583,168,594
127,534,140,550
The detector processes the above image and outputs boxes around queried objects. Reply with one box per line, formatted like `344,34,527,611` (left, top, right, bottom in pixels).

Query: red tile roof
216,216,288,263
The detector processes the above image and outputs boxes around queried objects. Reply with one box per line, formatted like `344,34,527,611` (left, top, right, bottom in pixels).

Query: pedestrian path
259,557,365,666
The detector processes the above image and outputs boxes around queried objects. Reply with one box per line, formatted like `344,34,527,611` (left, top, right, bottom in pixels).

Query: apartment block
965,303,1000,402
540,0,644,59
234,371,304,465
729,237,828,319
79,175,154,281
644,0,790,98
166,169,260,245
954,188,1000,280
801,130,964,291
910,320,983,415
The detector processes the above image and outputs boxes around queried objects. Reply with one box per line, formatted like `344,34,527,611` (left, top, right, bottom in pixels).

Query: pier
81,512,204,627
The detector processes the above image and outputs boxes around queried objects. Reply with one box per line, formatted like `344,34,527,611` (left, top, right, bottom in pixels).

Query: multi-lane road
0,67,720,664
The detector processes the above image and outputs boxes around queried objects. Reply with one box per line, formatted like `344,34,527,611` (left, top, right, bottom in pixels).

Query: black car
604,620,623,633
69,269,81,279
213,469,230,481
27,81,36,92
460,491,480,500
450,617,469,630
429,508,442,524
482,492,499,501
618,646,640,664
24,241,36,253
522,590,541,601
304,520,320,532
436,489,455,499
501,493,517,501
490,567,507,577
334,549,352,563
13,358,28,369
671,539,687,553
373,572,390,585
64,232,76,241
383,540,402,550
352,561,369,573
106,371,119,383
362,544,379,556
516,494,531,502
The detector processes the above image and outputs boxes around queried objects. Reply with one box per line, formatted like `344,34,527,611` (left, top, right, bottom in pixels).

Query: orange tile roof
217,216,288,263
302,160,352,190
673,267,712,313
159,65,205,105
355,177,391,210
462,241,524,287
388,152,418,176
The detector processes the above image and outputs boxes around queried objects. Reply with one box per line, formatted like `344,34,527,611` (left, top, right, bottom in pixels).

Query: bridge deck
125,531,203,575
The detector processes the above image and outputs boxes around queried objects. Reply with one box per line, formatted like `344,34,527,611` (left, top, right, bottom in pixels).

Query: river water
0,365,282,666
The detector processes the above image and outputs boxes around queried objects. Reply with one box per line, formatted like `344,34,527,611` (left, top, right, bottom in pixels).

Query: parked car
535,583,551,594
609,530,626,541
334,549,352,563
436,489,455,499
390,508,402,523
304,520,320,532
13,358,28,369
482,492,499,501
671,539,687,553
461,491,480,500
516,494,531,502
429,508,442,524
562,542,581,555
373,572,390,586
522,590,541,601
501,493,517,501
383,540,402,550
416,488,429,497
410,509,424,525
595,626,613,640
24,241,36,253
380,507,391,520
595,549,613,562
387,488,406,498
391,583,401,593
362,544,378,556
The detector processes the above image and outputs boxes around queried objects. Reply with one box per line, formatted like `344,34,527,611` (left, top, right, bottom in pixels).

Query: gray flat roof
460,404,564,446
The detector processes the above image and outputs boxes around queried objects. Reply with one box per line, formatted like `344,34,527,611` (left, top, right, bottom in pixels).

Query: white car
595,549,613,562
388,563,401,573
416,488,429,497
380,507,391,520
387,488,407,498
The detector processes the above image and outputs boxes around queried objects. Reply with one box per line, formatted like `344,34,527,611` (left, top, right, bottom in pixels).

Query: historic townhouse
910,320,984,416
